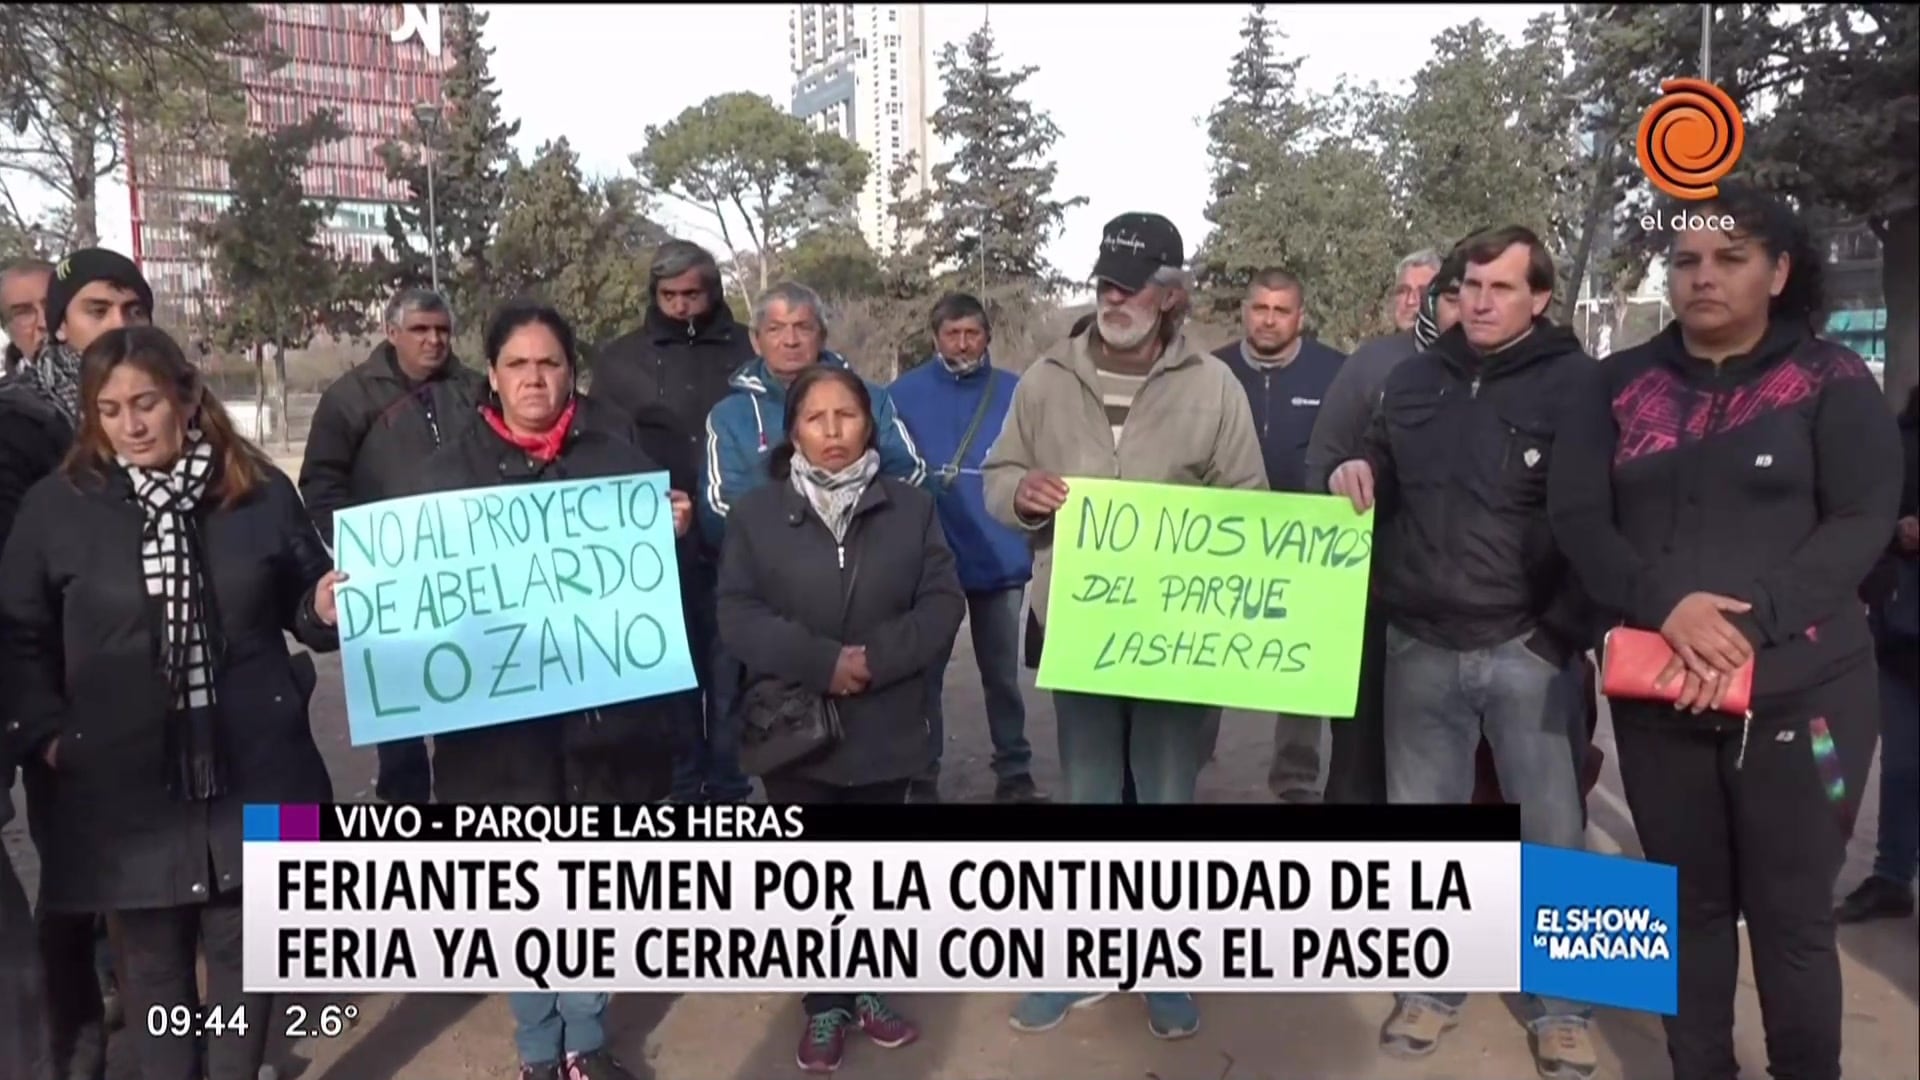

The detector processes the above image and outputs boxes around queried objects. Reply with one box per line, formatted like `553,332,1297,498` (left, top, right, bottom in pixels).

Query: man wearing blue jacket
1213,268,1347,803
699,282,928,763
889,294,1048,805
699,281,927,546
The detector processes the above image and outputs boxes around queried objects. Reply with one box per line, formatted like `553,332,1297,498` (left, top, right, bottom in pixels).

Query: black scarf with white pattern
124,436,226,800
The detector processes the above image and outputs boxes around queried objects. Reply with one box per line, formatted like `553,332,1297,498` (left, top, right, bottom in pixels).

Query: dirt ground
6,544,1917,1079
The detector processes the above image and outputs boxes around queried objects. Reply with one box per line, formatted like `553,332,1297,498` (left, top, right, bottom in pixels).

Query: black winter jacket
717,475,964,787
0,378,72,552
416,394,679,806
1550,322,1901,702
1364,321,1594,659
1213,337,1347,494
591,301,755,514
0,461,337,911
298,342,487,541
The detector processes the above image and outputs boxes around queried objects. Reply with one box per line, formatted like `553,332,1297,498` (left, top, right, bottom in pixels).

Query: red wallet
1600,627,1753,716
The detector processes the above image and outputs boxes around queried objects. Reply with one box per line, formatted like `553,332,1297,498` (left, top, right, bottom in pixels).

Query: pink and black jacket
1548,320,1902,704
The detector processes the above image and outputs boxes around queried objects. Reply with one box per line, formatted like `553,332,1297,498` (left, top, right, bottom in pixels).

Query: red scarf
481,398,577,463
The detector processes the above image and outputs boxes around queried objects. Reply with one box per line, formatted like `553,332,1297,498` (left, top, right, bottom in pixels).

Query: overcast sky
63,4,1552,275
485,2,1553,278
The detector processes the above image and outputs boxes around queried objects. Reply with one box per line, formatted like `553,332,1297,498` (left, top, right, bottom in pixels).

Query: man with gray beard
984,212,1266,1041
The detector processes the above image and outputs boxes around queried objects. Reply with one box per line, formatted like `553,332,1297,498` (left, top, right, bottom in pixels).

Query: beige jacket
983,325,1269,625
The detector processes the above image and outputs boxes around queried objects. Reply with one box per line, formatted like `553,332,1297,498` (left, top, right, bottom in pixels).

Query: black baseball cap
1092,212,1184,292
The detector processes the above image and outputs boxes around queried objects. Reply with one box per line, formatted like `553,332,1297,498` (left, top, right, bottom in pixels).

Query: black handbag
736,679,845,777
736,540,863,777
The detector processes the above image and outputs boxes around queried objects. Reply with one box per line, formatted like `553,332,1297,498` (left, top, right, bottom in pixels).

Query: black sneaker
908,776,941,803
1836,876,1915,923
994,775,1050,804
518,1064,560,1080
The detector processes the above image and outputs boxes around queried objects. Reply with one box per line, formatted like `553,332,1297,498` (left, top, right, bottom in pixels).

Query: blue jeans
924,587,1032,780
509,991,609,1063
1872,666,1919,884
1382,623,1591,1023
1053,691,1213,803
672,618,753,803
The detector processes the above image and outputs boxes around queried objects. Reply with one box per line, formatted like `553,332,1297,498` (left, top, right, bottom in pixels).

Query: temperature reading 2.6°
284,1003,360,1039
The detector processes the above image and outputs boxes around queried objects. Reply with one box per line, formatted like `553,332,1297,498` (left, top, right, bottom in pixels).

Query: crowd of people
0,176,1913,1080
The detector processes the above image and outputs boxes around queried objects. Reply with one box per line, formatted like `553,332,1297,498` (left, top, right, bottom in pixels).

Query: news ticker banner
331,472,698,747
1037,478,1374,718
241,804,1675,1014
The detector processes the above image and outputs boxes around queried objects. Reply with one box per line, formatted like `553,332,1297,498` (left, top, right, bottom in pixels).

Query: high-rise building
788,3,930,257
125,3,454,321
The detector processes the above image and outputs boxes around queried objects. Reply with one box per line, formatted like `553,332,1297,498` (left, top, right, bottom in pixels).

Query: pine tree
376,2,520,327
918,26,1086,293
195,111,370,448
492,138,668,351
1203,5,1308,219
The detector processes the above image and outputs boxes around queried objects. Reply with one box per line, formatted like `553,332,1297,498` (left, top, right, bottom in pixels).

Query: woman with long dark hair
1549,182,1900,1080
419,301,690,1080
0,325,344,1080
716,363,963,1073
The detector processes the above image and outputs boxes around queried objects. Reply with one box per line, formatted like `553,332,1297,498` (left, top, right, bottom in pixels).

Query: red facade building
128,3,453,321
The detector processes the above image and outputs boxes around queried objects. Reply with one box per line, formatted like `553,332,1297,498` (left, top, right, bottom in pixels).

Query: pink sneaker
854,994,918,1049
796,1008,850,1073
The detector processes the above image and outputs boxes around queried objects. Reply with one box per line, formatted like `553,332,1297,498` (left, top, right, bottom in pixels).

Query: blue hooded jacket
699,351,927,546
888,354,1032,594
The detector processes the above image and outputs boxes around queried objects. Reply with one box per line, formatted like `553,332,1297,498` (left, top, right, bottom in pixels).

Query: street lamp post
1701,4,1712,81
413,102,442,295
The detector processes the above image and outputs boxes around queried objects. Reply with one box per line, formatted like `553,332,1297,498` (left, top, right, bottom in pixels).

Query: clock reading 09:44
146,1004,249,1038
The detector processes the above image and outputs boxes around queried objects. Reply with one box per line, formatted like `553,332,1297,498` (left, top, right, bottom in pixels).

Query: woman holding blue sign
0,325,345,1080
416,301,690,1080
716,363,964,1074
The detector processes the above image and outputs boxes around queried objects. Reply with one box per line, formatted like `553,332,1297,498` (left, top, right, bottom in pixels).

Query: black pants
376,737,433,803
114,892,267,1080
1324,603,1388,805
762,775,912,1017
1614,662,1877,1080
38,909,103,1079
1,850,52,1080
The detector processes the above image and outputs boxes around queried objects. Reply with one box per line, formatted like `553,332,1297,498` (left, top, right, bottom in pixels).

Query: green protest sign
1036,477,1374,717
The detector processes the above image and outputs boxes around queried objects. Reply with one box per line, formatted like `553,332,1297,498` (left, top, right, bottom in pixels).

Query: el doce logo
1637,78,1745,201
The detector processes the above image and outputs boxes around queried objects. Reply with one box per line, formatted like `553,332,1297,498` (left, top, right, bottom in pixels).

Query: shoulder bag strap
938,379,997,487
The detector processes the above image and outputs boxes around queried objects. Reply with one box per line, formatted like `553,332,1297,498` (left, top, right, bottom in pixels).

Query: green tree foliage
1563,5,1790,303
1197,6,1404,346
1204,4,1309,217
491,137,669,355
194,110,371,449
1375,19,1578,280
632,91,867,303
905,25,1085,293
376,3,519,329
1568,3,1917,397
783,225,884,302
1751,5,1917,401
1,3,263,247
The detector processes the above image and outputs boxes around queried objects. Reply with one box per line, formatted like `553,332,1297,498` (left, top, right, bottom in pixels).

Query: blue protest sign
333,472,697,746
1519,844,1679,1015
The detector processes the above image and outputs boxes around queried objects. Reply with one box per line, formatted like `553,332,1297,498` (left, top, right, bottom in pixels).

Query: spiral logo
1637,79,1745,200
